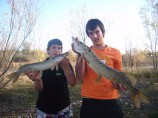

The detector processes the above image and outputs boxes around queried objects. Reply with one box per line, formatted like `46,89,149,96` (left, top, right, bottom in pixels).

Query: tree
69,3,89,44
0,0,42,89
140,0,158,68
123,48,150,69
69,2,113,46
22,42,32,55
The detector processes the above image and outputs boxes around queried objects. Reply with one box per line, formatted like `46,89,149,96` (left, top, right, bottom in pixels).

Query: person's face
87,26,104,46
47,44,62,58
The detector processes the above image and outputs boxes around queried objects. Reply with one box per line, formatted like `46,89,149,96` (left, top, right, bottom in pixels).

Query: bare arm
27,70,43,92
60,57,77,87
75,55,86,83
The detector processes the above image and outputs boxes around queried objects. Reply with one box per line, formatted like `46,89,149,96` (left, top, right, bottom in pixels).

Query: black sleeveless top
36,65,71,114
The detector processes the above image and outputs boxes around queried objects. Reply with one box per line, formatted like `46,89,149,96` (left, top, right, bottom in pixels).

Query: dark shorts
80,98,123,118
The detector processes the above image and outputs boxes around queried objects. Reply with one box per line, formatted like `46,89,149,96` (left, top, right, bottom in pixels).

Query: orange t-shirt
81,45,123,100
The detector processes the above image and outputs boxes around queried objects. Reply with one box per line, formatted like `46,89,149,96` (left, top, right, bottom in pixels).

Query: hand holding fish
26,70,42,81
60,57,72,76
112,81,127,91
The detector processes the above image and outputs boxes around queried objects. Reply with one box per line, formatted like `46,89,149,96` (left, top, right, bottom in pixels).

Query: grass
0,83,37,117
0,72,158,118
0,81,82,118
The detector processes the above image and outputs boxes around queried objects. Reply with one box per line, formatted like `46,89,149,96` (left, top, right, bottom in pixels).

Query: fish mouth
72,37,80,44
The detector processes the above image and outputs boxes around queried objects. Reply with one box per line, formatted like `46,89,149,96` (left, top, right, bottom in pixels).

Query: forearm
26,70,43,92
33,79,43,92
65,71,76,87
75,55,85,82
60,58,77,87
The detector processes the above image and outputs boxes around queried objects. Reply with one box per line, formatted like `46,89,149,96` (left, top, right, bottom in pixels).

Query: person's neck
93,43,107,49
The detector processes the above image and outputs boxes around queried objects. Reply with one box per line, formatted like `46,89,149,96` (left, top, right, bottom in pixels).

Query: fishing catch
72,37,149,108
7,52,68,83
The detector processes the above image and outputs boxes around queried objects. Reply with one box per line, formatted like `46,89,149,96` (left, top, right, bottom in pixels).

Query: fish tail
131,89,150,108
7,72,21,83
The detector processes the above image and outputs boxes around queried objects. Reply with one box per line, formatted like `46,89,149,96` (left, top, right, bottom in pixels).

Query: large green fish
7,52,68,83
72,37,149,108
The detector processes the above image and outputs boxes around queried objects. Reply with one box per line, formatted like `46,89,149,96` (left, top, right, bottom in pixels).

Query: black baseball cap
47,38,63,49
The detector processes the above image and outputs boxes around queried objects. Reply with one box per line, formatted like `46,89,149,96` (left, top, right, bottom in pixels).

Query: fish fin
138,91,150,104
7,71,21,83
132,93,141,108
131,89,150,108
95,75,102,82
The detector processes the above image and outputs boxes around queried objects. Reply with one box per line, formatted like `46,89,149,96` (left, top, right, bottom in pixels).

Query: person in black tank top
27,39,77,118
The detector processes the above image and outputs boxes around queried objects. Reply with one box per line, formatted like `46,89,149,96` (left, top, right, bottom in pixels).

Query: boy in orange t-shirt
73,19,126,118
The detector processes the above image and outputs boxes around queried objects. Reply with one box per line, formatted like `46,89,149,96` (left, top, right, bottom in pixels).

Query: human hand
26,70,42,81
112,81,127,91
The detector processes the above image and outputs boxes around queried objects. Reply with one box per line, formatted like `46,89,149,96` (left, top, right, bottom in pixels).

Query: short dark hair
86,19,105,37
47,38,63,49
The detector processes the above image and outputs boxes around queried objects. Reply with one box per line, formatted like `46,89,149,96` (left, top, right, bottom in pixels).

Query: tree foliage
123,48,152,68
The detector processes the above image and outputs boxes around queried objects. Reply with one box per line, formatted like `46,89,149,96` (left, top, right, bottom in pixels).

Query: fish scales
78,40,134,90
18,59,57,72
84,50,123,80
7,52,68,83
72,37,149,109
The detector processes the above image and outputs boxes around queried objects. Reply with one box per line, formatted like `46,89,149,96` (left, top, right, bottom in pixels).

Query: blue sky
0,0,147,53
39,0,147,53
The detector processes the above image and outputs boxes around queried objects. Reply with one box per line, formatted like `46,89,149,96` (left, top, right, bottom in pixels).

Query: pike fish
72,37,149,108
7,52,68,83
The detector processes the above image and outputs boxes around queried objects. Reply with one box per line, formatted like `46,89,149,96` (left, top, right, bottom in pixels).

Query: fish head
72,37,90,54
53,52,68,62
